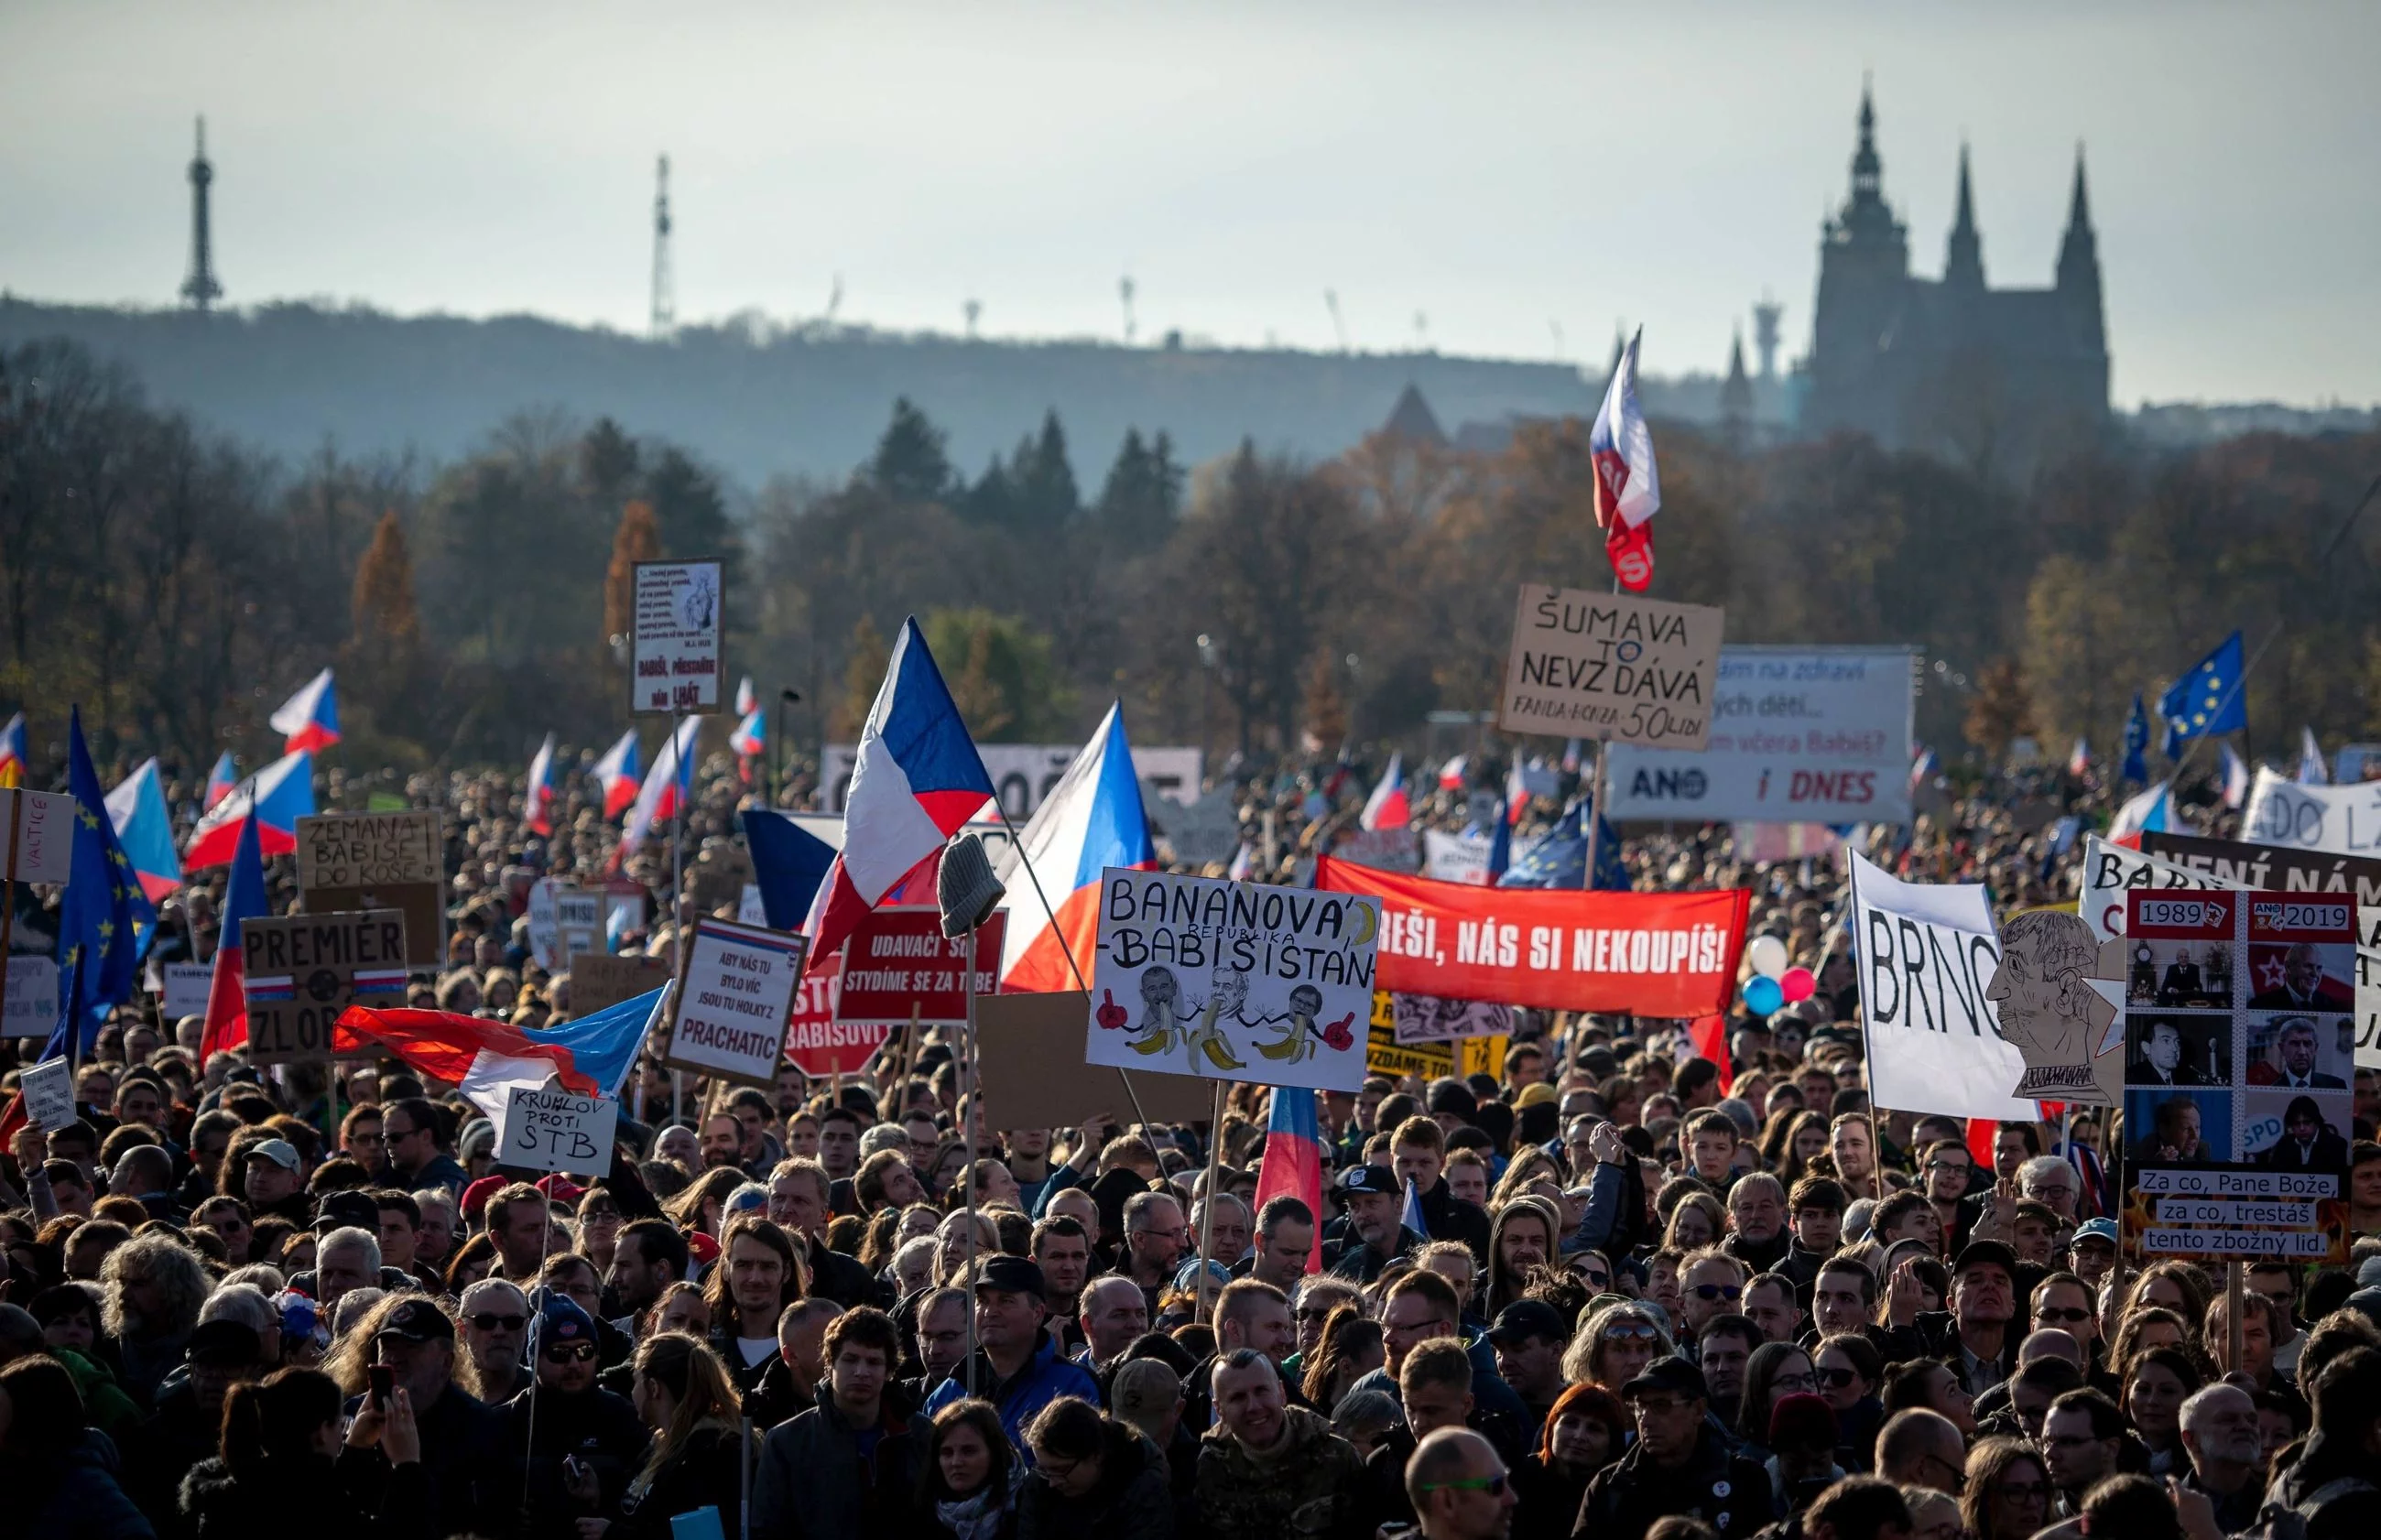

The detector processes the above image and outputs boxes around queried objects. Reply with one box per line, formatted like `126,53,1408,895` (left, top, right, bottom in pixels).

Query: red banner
783,972,888,1076
1316,858,1749,1017
834,908,1006,1026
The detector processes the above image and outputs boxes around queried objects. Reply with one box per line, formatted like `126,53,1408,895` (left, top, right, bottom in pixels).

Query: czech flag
1251,1088,1325,1275
269,667,341,754
735,676,757,717
729,708,765,758
617,717,700,865
1436,754,1468,792
203,751,237,811
2107,780,2172,844
185,749,315,869
103,757,183,902
1590,327,1662,592
593,728,642,819
1359,753,1409,831
741,809,839,931
1001,702,1156,992
801,617,993,975
526,732,558,836
0,712,24,788
337,985,662,1122
1505,758,1529,827
198,812,270,1056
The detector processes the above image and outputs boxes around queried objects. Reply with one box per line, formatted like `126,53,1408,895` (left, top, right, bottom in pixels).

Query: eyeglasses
1419,1473,1509,1497
468,1313,527,1331
2035,1307,2093,1324
1817,1366,1860,1389
1691,1283,1743,1302
1579,1270,1611,1289
1601,1321,1659,1342
1629,1396,1691,1416
1771,1371,1818,1392
1996,1480,2049,1503
544,1340,599,1363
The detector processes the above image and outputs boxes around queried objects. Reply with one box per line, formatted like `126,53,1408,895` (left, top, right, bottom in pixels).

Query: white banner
1849,851,2035,1121
2360,907,2381,1072
1604,647,1915,824
821,742,1203,820
2077,835,2236,944
151,961,210,1023
2241,768,2381,857
1422,830,1495,886
1333,828,1420,874
497,1084,619,1176
4,958,59,1037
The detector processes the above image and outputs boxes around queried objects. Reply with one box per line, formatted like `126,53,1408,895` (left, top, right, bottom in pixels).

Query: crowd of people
3,743,2376,1540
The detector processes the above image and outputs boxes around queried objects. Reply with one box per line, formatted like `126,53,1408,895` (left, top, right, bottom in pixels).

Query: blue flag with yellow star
43,707,157,1062
2158,632,2246,760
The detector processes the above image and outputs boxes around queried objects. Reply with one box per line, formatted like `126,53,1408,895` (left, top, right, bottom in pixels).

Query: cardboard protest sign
1391,992,1516,1046
2240,769,2381,859
1086,868,1379,1092
1989,908,2123,1106
3,957,59,1036
242,911,409,1065
975,991,1215,1132
153,961,212,1023
782,973,886,1076
569,953,673,1015
835,909,1005,1025
631,559,724,715
0,788,77,884
1317,858,1748,1017
661,918,808,1088
1604,646,1915,823
1364,992,1508,1081
1495,585,1723,750
738,884,766,926
498,1084,619,1177
1847,851,2034,1122
1332,828,1420,874
2122,889,2352,1263
1421,831,1495,886
20,1056,72,1130
297,810,444,968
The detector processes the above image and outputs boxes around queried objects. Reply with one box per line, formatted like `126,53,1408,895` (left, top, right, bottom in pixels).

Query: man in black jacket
1392,1116,1492,1263
751,1307,920,1539
1327,1165,1425,1283
1575,1356,1770,1540
766,1157,883,1307
1876,1241,2027,1399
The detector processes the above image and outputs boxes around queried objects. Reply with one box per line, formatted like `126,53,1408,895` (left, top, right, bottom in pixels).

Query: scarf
937,1454,1025,1540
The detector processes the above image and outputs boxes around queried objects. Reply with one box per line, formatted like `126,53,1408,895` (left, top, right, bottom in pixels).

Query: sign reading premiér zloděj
1496,585,1723,752
662,917,807,1087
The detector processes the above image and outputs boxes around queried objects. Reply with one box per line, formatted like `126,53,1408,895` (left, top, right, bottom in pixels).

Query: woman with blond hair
1560,1300,1672,1394
571,1332,754,1540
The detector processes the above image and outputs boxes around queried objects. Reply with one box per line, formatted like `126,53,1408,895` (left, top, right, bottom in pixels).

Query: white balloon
1745,934,1789,981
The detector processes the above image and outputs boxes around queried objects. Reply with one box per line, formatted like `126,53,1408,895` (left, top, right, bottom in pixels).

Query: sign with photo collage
2120,889,2354,1263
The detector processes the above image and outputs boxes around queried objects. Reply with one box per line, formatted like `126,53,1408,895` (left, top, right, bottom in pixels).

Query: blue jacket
922,1335,1100,1456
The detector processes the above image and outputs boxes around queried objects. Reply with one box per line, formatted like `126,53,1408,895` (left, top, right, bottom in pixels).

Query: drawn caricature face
1211,963,1249,1018
1989,910,2117,1105
1140,967,1180,1019
1288,984,1322,1024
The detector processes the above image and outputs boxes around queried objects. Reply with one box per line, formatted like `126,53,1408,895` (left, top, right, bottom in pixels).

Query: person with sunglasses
1576,1355,1771,1540
458,1277,532,1406
512,1293,649,1540
1677,1248,1752,1341
1408,1426,1519,1540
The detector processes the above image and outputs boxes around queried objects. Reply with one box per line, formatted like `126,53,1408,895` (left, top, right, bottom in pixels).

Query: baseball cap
314,1189,381,1233
247,1139,301,1172
460,1176,506,1225
1953,1239,2018,1283
1110,1358,1183,1425
1767,1391,1838,1450
1486,1299,1567,1348
974,1254,1048,1299
1338,1165,1400,1198
1514,1083,1558,1110
374,1297,455,1345
2071,1219,2119,1248
185,1319,262,1367
1622,1354,1709,1403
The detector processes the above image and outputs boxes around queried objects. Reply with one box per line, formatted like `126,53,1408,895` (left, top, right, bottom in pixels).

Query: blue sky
3,0,2375,405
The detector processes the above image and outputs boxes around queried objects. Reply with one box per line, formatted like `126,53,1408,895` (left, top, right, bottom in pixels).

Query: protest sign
1847,851,2034,1122
1422,830,1495,886
568,953,673,1015
835,909,1006,1025
2359,909,2381,1072
2078,835,2236,943
1317,858,1747,1018
1086,868,1379,1092
20,1056,72,1129
0,787,77,884
822,742,1203,820
1151,793,1240,867
1391,992,1515,1045
1333,828,1420,874
1990,908,2123,1106
2138,830,2381,907
298,810,444,968
152,961,212,1022
738,884,766,927
975,992,1215,1132
498,1084,618,1177
631,559,724,715
783,974,889,1076
2239,768,2381,858
241,911,409,1065
3,957,58,1036
1604,646,1916,823
1495,585,1723,750
662,918,808,1087
2122,889,2352,1263
1364,992,1508,1081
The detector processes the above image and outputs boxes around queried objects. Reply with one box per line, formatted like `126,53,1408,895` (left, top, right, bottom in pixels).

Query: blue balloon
1743,975,1785,1015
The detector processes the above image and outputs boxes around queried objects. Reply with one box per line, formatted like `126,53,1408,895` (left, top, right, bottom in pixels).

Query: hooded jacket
1191,1404,1366,1540
1015,1421,1174,1540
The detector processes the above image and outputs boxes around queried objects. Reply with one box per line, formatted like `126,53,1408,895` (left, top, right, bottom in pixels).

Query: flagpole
0,796,18,1071
670,713,687,1129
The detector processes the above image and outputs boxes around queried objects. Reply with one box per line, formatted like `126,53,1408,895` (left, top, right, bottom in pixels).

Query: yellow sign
1364,992,1508,1082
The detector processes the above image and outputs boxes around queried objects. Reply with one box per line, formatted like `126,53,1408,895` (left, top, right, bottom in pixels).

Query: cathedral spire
2057,142,2104,353
1944,141,1984,289
1849,75,1883,204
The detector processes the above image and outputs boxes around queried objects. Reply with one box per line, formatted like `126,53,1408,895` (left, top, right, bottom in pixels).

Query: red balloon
1779,966,1817,1003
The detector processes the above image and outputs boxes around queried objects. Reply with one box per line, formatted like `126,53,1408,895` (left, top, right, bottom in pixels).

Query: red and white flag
1590,328,1661,592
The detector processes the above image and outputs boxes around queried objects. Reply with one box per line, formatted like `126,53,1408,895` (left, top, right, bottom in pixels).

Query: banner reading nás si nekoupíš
1316,858,1747,1017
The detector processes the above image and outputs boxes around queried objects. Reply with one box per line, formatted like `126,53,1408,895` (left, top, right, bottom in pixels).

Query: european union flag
2158,633,2246,759
45,707,157,1061
2121,692,2150,784
1497,799,1627,891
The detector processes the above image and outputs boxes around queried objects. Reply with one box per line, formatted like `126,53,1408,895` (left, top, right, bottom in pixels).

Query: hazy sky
4,1,2376,406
